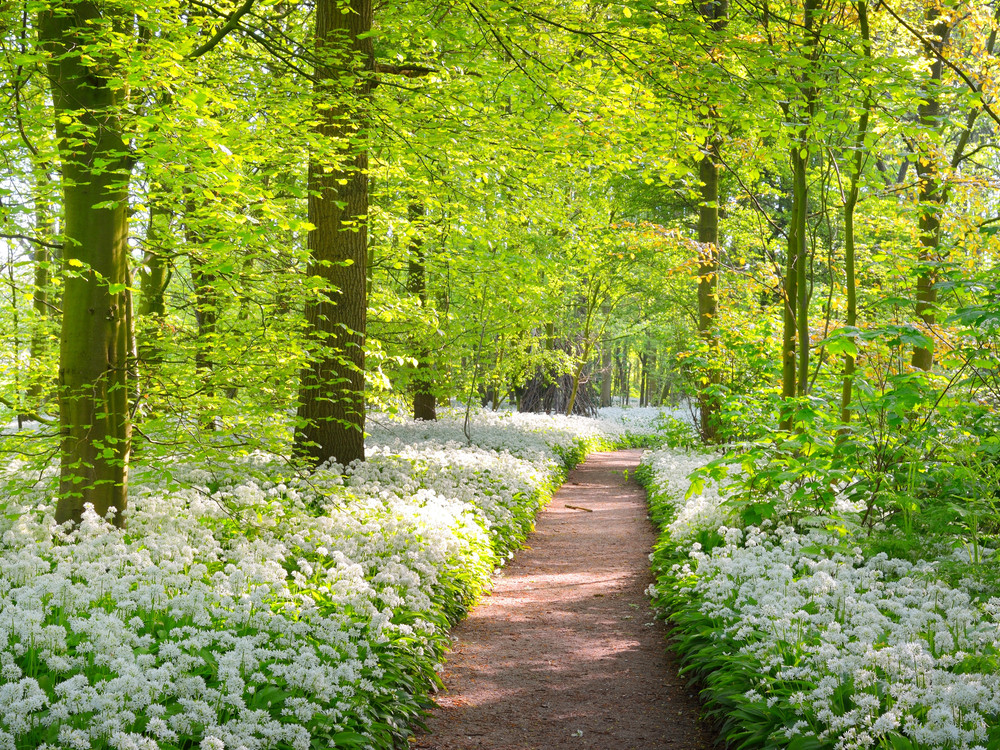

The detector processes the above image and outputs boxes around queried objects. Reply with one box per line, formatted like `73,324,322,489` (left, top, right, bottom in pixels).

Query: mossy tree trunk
840,1,872,425
910,8,951,372
40,2,133,527
779,0,819,431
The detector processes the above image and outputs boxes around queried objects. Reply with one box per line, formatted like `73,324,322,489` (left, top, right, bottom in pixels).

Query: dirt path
415,450,712,750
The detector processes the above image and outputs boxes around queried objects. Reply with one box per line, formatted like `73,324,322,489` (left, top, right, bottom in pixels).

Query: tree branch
374,62,437,78
1,233,63,250
883,0,1000,129
188,0,257,59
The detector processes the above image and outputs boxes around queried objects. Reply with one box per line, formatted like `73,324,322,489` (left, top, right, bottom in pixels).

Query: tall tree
909,2,951,371
294,0,373,466
406,202,436,421
903,0,1000,369
839,0,873,425
778,0,822,429
39,1,133,526
26,166,55,412
696,0,728,442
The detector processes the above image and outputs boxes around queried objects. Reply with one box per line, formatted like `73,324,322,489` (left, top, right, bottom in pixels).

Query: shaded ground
415,450,712,750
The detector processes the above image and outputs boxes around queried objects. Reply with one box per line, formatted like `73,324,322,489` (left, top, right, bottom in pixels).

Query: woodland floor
414,450,713,750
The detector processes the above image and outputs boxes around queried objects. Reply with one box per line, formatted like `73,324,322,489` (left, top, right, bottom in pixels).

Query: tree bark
840,1,872,425
910,7,951,371
407,202,436,420
294,0,373,466
779,0,819,430
40,3,133,527
779,160,800,430
794,147,809,397
138,203,171,367
600,348,612,407
696,0,728,441
26,167,53,412
698,137,722,439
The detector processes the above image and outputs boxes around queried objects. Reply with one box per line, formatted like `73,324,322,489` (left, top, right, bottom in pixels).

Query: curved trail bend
416,449,711,750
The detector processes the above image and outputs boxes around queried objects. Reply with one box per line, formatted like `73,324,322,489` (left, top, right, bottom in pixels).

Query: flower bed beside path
640,448,1000,750
0,408,662,750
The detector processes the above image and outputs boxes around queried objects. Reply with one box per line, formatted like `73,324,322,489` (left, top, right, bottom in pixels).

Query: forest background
1,0,1000,588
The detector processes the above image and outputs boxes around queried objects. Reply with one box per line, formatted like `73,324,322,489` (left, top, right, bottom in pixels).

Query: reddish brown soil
415,450,713,750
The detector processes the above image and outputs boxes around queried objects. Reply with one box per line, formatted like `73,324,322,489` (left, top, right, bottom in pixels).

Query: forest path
415,449,712,750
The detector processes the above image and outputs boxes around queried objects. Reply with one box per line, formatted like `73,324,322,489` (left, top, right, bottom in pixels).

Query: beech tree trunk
26,168,53,412
910,8,950,371
779,0,819,431
698,138,721,439
840,1,871,425
407,202,436,421
40,3,133,527
294,0,373,466
697,0,728,442
600,349,612,407
138,203,171,367
794,148,809,397
779,160,801,430
907,3,1000,369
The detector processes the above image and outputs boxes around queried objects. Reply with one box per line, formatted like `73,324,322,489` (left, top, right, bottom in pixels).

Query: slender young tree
26,166,54,411
909,3,951,371
840,0,873,425
778,0,821,430
407,202,436,421
137,202,172,369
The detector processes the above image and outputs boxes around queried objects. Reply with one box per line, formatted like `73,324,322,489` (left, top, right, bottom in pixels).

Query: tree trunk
124,262,139,417
294,0,373,466
910,8,950,371
840,1,871,425
698,137,722,439
190,255,217,401
407,202,436,421
40,3,133,527
779,0,819,430
639,351,648,407
138,203,171,368
697,0,728,440
647,349,658,406
600,348,612,407
779,162,800,430
840,171,861,423
622,342,631,406
794,147,809,397
26,167,53,412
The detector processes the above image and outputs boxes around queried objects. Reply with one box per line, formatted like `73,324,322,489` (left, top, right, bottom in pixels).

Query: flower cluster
0,408,660,750
642,446,1000,750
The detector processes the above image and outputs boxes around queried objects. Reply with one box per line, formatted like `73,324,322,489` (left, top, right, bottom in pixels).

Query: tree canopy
0,0,998,525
